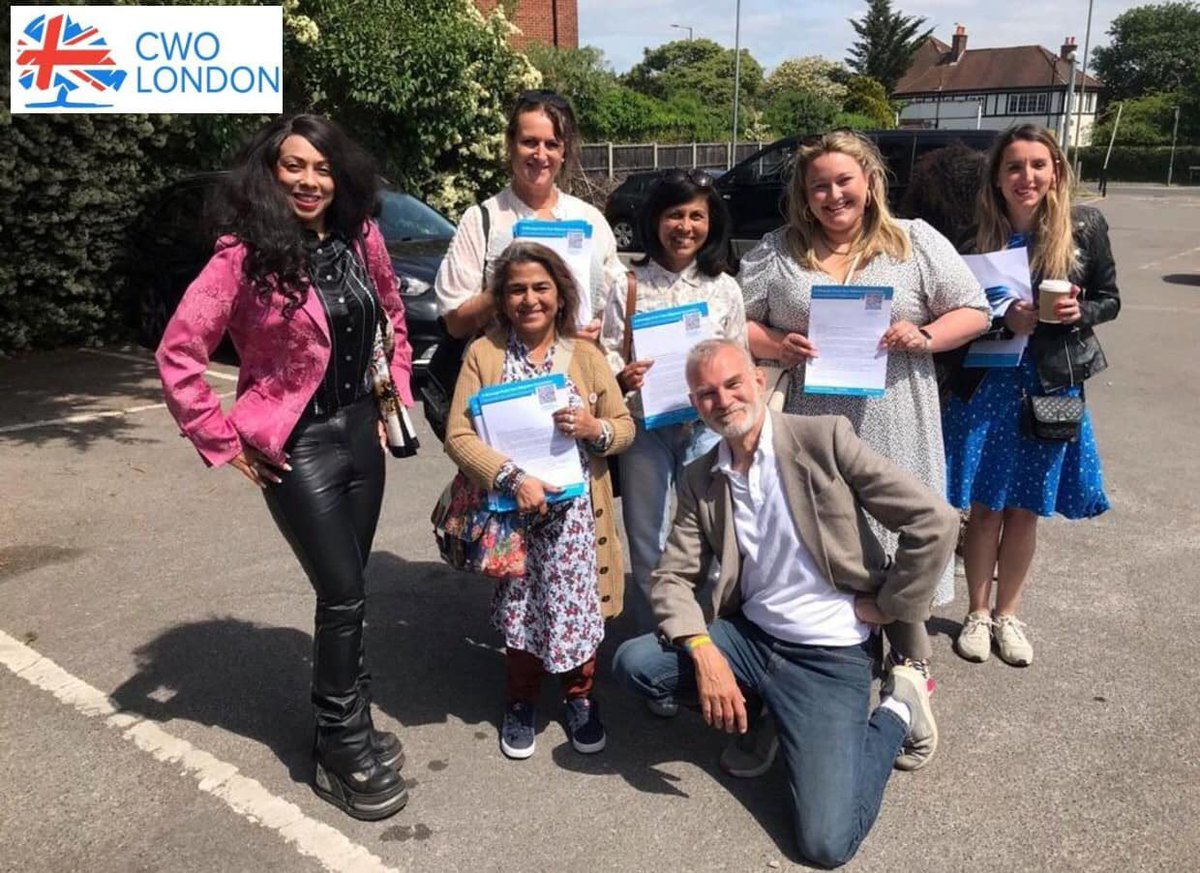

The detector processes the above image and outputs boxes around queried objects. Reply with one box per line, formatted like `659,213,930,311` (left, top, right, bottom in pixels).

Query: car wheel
612,220,635,251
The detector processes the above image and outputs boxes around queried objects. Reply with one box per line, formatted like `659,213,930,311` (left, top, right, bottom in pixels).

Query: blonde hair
976,125,1077,280
784,130,911,269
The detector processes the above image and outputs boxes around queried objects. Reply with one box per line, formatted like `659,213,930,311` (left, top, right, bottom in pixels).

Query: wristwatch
918,327,933,351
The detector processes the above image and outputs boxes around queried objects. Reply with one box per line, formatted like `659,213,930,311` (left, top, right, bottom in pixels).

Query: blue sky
578,1,1128,75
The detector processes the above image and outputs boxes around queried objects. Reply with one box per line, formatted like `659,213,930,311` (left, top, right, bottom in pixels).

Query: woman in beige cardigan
445,241,633,761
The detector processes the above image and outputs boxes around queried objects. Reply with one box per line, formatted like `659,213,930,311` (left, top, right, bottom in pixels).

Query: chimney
1060,36,1077,61
950,24,968,62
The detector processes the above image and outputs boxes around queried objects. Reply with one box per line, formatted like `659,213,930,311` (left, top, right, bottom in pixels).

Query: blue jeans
612,614,906,868
619,418,720,633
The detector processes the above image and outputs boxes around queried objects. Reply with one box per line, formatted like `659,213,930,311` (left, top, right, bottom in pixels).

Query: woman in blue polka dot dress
941,125,1120,667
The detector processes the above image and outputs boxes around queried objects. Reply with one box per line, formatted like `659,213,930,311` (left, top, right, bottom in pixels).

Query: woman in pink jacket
156,115,412,821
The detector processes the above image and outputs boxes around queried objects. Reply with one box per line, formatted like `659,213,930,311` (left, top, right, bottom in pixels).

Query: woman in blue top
942,125,1119,667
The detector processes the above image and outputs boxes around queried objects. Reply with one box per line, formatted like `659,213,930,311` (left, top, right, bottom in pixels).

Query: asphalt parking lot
2,186,1198,872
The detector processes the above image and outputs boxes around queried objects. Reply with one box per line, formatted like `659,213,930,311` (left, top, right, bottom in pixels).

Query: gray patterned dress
739,219,988,605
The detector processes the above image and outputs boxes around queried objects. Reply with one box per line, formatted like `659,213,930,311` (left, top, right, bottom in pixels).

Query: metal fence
580,141,768,177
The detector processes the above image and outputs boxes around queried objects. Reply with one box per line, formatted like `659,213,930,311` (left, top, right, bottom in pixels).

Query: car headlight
397,275,432,297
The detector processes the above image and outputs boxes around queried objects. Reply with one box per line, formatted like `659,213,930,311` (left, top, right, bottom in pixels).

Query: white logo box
11,5,282,114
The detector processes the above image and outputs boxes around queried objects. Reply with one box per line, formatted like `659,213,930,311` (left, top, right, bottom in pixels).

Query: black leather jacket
944,205,1120,400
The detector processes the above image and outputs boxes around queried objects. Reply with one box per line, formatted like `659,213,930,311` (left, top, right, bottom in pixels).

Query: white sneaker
992,614,1033,666
956,610,992,662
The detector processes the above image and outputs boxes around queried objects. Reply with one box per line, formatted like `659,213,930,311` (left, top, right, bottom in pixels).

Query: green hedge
1075,145,1200,184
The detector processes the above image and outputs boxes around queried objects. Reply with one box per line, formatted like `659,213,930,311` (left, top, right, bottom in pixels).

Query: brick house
474,0,578,49
894,26,1102,145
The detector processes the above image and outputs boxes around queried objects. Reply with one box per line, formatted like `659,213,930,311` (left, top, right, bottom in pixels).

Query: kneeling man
613,339,957,868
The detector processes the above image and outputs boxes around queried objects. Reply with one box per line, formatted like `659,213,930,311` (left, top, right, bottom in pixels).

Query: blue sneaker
563,697,607,754
500,702,536,760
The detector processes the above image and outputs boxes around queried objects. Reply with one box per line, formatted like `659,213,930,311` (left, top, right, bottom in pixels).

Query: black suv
129,172,455,386
716,129,998,251
603,171,660,251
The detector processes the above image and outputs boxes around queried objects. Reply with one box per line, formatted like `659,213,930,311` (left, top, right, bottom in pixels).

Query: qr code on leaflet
567,230,584,252
864,293,883,311
684,310,701,331
537,384,557,407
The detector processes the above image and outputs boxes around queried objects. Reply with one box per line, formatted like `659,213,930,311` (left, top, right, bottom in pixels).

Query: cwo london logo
10,5,282,115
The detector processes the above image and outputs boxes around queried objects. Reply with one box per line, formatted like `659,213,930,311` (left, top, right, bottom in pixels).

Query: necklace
818,232,856,257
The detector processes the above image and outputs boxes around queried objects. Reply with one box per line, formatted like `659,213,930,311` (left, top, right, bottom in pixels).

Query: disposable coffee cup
1038,279,1072,323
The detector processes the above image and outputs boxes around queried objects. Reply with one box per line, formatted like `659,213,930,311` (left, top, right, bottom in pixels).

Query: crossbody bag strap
621,271,637,363
479,203,492,294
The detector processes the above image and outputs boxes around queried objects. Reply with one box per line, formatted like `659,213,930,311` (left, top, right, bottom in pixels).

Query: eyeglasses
659,168,716,189
517,89,572,112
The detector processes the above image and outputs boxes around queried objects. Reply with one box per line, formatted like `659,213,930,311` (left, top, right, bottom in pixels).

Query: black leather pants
263,397,384,769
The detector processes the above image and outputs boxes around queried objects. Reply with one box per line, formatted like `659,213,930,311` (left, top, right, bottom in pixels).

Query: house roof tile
894,41,1102,95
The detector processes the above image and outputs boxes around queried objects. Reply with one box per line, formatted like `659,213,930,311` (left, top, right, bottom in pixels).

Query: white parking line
0,393,234,435
80,347,239,382
0,630,402,873
1137,244,1200,271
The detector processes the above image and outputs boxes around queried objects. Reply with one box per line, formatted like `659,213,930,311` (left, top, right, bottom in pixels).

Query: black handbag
1020,392,1085,442
422,205,492,443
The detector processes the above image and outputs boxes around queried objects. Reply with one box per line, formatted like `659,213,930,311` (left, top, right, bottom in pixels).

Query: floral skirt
491,493,603,673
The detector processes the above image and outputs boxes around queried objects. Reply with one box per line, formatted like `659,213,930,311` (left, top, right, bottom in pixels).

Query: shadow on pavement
107,552,797,858
1162,272,1200,287
926,615,963,642
0,348,169,451
109,616,316,783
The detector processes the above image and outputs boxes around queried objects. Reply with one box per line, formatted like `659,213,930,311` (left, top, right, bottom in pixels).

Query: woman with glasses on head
599,169,747,641
155,115,411,821
435,90,624,344
445,241,633,761
942,125,1117,668
738,130,989,768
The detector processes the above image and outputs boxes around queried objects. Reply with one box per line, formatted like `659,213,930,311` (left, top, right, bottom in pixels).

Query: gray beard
709,396,766,439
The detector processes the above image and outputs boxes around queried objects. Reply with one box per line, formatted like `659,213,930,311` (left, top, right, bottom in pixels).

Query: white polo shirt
714,413,869,646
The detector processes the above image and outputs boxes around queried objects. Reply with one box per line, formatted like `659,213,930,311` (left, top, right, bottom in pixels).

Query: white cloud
579,0,1127,74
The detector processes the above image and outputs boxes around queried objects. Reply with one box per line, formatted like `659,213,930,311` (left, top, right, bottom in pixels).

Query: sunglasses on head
517,89,571,111
659,168,716,189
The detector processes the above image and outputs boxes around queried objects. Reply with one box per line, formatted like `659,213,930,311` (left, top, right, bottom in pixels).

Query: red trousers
505,648,595,704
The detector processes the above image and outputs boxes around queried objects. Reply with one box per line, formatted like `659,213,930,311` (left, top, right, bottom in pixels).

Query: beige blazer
650,411,958,657
444,329,635,618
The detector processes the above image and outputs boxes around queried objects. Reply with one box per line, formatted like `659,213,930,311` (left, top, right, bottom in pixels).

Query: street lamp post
1062,51,1077,163
730,0,742,169
1167,105,1181,186
670,24,693,40
1072,0,1096,160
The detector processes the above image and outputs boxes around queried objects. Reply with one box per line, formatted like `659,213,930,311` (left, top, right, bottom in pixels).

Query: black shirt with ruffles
302,231,379,419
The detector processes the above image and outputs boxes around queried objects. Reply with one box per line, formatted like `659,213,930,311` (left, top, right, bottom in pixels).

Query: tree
624,38,764,112
287,0,538,216
1091,3,1200,102
763,57,849,105
845,0,933,92
764,91,840,137
1091,92,1187,145
591,87,667,141
842,75,897,128
524,45,620,139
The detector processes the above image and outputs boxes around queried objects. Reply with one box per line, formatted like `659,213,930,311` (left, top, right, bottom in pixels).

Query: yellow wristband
684,634,713,653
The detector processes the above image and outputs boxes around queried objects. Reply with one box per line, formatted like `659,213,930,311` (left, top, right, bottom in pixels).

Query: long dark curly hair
213,114,378,318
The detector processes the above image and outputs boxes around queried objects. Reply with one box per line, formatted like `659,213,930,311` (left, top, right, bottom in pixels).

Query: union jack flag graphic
15,13,127,109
